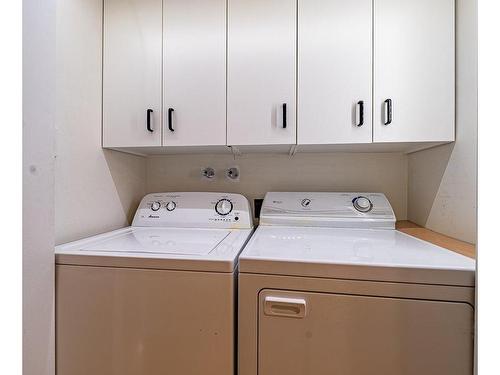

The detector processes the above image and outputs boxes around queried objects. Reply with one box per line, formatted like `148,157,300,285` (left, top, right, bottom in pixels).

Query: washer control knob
353,196,373,213
301,198,312,208
215,199,233,216
151,201,161,211
166,201,176,212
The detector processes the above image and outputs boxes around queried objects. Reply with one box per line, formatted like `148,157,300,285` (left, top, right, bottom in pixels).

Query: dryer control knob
151,201,161,211
166,201,176,212
353,196,373,213
215,199,233,216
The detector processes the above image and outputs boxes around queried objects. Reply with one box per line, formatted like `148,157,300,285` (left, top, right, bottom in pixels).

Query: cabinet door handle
264,296,306,318
168,108,174,132
384,99,393,125
282,103,287,129
146,109,154,132
356,100,364,127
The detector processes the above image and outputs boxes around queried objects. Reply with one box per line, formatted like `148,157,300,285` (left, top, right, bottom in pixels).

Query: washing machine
238,192,475,375
55,192,253,375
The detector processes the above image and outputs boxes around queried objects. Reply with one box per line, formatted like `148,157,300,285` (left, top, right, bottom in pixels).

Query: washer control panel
132,192,252,229
260,192,395,229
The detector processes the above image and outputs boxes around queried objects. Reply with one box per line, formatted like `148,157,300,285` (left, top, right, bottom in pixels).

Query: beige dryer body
239,272,474,375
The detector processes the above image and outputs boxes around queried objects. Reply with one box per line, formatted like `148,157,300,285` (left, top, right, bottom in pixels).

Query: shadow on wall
103,149,146,224
55,147,147,245
408,143,454,226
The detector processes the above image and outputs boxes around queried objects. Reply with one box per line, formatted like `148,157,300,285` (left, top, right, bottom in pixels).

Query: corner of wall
407,0,477,243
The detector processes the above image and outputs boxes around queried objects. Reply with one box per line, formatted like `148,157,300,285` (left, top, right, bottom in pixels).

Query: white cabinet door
298,0,372,145
374,0,455,143
163,0,226,147
227,0,296,146
103,0,163,148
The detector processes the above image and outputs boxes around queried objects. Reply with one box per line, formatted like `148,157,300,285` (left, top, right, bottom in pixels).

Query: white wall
55,0,146,245
407,0,477,244
23,0,56,374
147,152,408,220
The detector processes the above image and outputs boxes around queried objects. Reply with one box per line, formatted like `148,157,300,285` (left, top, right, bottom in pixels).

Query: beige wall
55,0,146,245
23,0,56,374
147,153,408,220
408,0,477,244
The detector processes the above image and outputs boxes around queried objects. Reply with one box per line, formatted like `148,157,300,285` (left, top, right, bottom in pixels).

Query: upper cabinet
298,0,373,145
103,0,162,148
373,0,455,143
227,0,297,146
102,0,455,154
163,0,227,147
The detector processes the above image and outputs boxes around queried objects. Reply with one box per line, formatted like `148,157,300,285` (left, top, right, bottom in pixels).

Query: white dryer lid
239,226,475,286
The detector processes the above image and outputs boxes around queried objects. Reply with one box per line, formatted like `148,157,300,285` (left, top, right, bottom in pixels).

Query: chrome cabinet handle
356,100,364,127
168,108,174,132
264,296,306,318
146,109,154,132
384,99,393,125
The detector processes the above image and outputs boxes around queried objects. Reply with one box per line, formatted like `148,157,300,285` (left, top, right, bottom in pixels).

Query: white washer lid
239,226,475,286
81,227,230,255
56,227,253,273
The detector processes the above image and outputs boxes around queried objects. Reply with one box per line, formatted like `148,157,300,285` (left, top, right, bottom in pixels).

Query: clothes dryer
238,192,475,375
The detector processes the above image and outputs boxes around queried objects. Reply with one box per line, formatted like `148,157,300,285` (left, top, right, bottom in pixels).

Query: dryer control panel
260,192,395,229
132,192,253,229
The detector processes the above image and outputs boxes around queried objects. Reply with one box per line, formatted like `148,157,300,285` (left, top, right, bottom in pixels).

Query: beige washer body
57,264,237,375
56,192,253,375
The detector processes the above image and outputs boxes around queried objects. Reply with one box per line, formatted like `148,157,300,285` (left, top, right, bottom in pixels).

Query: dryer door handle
264,296,307,318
